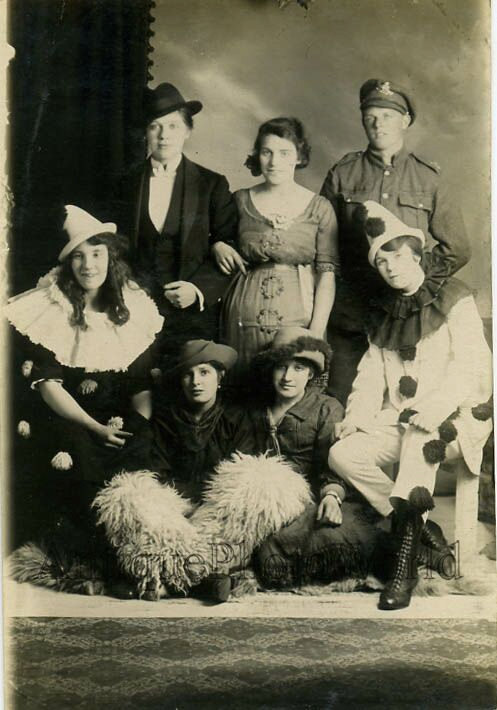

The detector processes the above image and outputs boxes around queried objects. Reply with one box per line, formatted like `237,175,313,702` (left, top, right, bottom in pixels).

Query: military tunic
320,145,471,402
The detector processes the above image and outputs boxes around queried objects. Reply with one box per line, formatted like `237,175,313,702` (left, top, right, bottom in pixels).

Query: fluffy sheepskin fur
93,454,313,593
190,452,314,574
92,470,201,597
7,542,105,596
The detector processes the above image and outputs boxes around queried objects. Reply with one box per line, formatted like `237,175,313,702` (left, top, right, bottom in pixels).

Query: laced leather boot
378,487,434,611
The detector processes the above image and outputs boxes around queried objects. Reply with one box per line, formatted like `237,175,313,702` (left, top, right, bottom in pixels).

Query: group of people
7,79,492,611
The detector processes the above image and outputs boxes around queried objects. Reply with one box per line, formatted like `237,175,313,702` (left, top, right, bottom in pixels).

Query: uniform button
384,170,391,176
345,197,351,202
382,192,389,199
418,202,424,208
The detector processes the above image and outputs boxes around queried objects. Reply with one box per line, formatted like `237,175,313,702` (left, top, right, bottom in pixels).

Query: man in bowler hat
115,82,240,354
320,79,471,404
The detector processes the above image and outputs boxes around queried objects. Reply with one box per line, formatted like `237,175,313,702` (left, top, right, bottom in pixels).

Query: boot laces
391,520,414,590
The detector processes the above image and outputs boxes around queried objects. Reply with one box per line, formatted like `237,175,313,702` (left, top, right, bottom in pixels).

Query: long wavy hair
57,233,132,329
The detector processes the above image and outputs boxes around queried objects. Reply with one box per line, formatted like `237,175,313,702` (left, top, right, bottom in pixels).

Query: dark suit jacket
115,155,238,306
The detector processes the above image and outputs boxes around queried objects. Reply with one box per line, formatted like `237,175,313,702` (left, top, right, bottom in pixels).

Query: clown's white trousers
329,424,462,517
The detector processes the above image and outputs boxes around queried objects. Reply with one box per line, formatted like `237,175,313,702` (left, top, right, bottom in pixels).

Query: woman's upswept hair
245,117,311,176
57,233,132,329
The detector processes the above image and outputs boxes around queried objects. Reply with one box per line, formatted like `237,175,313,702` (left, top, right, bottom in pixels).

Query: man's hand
316,494,343,526
212,241,248,276
164,281,198,309
334,420,358,440
408,410,441,434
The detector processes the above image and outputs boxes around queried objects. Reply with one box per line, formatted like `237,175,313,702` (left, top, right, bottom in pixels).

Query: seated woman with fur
93,332,393,603
329,201,493,610
94,339,264,601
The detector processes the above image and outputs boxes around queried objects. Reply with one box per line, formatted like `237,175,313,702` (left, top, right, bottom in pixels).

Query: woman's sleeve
29,344,64,389
314,397,346,489
315,197,340,274
126,346,154,397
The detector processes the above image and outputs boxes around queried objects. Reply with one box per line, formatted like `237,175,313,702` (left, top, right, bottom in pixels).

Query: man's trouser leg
329,426,403,517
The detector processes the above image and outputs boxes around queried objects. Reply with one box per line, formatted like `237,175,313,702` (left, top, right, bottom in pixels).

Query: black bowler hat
143,82,203,124
360,79,416,124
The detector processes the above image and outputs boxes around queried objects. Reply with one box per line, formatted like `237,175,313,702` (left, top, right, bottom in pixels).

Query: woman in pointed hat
6,205,164,590
329,200,493,610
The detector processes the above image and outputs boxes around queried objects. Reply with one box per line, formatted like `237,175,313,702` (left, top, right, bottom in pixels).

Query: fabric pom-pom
409,486,435,512
399,375,418,398
472,402,493,421
107,416,124,430
78,379,98,395
21,360,33,378
438,419,458,443
366,217,386,238
423,439,447,465
353,203,368,225
398,346,417,361
447,408,461,421
51,452,73,470
17,420,31,438
399,408,418,424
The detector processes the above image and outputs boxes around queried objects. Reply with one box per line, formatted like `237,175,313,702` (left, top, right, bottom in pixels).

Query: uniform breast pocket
398,191,433,230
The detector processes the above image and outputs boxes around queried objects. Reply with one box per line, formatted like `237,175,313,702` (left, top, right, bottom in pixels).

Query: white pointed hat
360,200,425,266
59,205,117,262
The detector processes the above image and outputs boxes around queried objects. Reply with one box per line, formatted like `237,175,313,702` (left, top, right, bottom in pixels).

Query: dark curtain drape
6,0,154,550
8,0,154,293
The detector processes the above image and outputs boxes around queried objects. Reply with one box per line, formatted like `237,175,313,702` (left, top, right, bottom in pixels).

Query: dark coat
115,155,238,307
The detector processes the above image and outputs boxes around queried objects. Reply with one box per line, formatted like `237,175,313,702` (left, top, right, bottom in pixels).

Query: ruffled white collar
5,267,164,372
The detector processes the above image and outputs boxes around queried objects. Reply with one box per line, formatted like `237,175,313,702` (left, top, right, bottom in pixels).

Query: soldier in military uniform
320,79,471,404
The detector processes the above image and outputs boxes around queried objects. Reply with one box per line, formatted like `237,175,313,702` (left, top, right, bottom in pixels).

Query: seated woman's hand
163,281,198,309
316,494,343,526
95,424,134,449
211,241,247,276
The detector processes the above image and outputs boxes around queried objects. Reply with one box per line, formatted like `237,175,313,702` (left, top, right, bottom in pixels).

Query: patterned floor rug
7,618,496,709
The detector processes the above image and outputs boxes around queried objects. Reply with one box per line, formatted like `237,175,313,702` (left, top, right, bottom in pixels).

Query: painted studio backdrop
5,0,493,548
150,0,491,316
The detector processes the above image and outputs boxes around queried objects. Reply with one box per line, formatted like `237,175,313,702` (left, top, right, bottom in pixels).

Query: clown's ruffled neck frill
366,256,473,357
4,267,164,372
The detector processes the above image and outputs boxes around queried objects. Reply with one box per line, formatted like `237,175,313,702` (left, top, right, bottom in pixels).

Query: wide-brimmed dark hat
144,82,203,124
360,79,415,123
252,328,331,375
169,340,237,374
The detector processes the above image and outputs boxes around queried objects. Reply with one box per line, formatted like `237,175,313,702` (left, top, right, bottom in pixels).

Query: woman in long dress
216,117,339,369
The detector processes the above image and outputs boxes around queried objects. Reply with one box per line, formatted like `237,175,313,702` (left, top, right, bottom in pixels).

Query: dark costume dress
5,269,163,549
248,388,385,587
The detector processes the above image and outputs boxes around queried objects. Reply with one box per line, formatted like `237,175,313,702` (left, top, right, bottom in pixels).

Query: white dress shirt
148,155,182,233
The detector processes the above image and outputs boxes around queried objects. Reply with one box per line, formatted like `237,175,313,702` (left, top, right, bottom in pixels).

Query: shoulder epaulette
332,151,363,169
411,152,441,174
